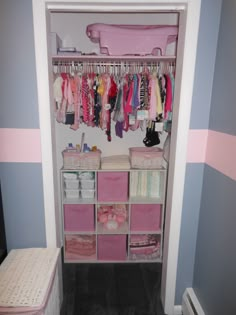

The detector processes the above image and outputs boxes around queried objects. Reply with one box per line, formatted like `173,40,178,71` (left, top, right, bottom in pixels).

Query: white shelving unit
61,168,167,263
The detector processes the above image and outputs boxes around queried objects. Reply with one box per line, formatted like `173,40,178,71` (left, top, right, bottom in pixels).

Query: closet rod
52,55,176,64
52,60,176,67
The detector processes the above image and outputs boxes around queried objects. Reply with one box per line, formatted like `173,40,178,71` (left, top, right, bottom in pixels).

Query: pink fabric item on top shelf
65,235,96,259
129,234,160,256
86,23,178,56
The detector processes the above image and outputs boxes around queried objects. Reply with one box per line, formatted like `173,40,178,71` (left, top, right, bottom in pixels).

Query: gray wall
0,164,46,249
208,0,236,135
175,164,204,303
175,0,222,304
0,0,46,250
0,0,39,128
189,0,222,129
193,166,236,315
193,1,236,314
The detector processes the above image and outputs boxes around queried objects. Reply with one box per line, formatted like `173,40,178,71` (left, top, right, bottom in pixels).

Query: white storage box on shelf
65,179,79,189
80,189,95,199
86,23,178,56
80,179,95,190
129,147,163,169
65,189,80,199
0,248,60,315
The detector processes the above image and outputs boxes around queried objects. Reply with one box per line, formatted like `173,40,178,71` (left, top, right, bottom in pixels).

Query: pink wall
1,128,235,180
0,129,42,163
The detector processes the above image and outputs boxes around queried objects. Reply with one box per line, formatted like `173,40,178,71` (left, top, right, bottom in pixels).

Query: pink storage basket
97,172,129,202
86,23,178,56
129,147,163,169
98,235,127,261
64,204,95,232
62,150,101,169
130,204,161,231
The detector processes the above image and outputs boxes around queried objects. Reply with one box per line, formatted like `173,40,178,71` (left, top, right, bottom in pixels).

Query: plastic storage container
130,204,161,231
80,179,95,189
86,23,178,56
97,235,127,261
65,189,79,199
80,189,95,199
64,204,95,232
64,179,79,189
129,147,163,169
97,172,129,202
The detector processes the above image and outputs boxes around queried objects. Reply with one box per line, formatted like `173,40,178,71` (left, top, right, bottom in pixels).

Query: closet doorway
32,1,201,314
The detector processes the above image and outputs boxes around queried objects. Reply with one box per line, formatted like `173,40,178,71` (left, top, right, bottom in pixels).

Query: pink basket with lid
86,23,178,56
129,147,163,169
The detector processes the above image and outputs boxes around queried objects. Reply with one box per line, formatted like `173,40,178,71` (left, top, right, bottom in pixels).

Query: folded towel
101,155,130,169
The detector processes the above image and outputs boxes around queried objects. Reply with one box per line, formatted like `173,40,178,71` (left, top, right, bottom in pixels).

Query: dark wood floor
60,262,166,315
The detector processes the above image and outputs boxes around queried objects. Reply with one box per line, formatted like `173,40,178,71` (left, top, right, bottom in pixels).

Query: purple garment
115,121,123,138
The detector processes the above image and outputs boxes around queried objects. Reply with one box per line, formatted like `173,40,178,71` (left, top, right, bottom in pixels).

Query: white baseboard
174,305,183,315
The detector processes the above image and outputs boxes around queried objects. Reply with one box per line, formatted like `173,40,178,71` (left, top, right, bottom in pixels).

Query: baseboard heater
182,288,205,315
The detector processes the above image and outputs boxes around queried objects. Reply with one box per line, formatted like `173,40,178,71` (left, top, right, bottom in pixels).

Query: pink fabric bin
97,172,129,202
86,23,178,56
98,235,127,261
64,204,95,232
130,204,162,231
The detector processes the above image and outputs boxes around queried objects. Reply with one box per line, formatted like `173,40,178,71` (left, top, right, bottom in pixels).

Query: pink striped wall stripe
0,129,42,163
206,130,236,181
0,128,235,181
187,129,208,163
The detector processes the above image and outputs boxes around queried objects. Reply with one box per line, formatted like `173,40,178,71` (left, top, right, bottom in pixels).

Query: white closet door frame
32,1,201,314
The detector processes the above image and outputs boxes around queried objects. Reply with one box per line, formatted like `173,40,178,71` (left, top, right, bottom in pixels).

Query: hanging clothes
52,61,175,142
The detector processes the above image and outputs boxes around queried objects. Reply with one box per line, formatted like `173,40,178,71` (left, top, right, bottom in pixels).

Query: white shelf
64,230,95,235
64,258,162,264
63,197,96,204
61,168,167,263
130,230,161,235
129,196,163,204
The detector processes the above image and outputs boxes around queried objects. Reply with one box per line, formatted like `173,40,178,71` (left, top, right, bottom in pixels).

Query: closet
33,1,202,312
49,11,179,264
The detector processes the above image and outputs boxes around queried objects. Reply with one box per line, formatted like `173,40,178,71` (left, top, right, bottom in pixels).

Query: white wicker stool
0,248,60,315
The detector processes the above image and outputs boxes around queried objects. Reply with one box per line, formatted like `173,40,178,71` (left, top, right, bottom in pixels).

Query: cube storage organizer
61,168,167,263
86,23,178,56
0,248,60,315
